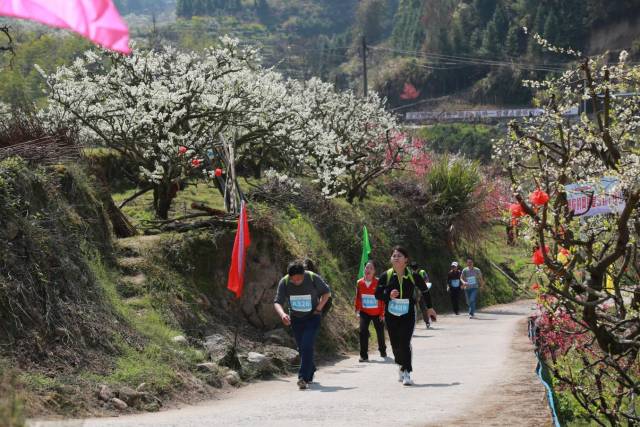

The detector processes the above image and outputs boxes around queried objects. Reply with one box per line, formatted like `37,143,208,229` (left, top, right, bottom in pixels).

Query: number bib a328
361,294,378,309
388,298,410,316
290,295,312,312
467,276,478,287
451,279,460,288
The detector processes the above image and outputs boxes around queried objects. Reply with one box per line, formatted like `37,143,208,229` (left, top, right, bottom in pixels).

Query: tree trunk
103,194,137,237
153,183,173,220
86,161,137,237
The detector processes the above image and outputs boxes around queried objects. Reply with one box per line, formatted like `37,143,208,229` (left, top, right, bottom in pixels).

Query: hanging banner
565,177,625,217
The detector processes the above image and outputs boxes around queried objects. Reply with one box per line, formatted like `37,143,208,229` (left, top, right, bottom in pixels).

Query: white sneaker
402,371,413,386
398,368,404,382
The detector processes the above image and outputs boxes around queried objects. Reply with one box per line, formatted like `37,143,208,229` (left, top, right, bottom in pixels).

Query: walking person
410,262,432,328
447,261,463,315
375,246,436,386
461,258,485,318
274,260,331,390
355,260,387,362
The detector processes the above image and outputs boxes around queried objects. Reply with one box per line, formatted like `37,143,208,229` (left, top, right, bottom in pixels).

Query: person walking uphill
375,246,437,386
274,261,331,390
355,260,386,362
447,261,463,315
461,258,485,319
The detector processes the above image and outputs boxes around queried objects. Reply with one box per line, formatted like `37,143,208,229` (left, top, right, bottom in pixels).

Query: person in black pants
375,246,436,386
447,261,463,315
355,260,386,362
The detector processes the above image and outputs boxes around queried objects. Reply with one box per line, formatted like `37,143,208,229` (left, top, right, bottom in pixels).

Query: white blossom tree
291,78,408,202
495,35,640,424
39,38,413,218
38,38,300,219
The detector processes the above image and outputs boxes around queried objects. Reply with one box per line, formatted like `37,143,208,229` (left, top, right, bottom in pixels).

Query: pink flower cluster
534,302,591,359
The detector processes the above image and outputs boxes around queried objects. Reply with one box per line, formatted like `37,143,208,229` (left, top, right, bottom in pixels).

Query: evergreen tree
437,27,452,54
505,24,526,56
543,12,559,45
255,0,272,23
481,20,499,56
355,0,389,44
473,0,497,25
177,0,194,18
492,3,509,42
391,0,425,52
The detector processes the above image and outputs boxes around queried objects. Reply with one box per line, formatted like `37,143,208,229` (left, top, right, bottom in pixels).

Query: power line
370,46,570,73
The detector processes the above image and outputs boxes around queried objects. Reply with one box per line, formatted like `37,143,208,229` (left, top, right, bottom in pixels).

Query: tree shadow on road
363,357,395,364
309,384,357,392
478,310,527,316
410,382,461,388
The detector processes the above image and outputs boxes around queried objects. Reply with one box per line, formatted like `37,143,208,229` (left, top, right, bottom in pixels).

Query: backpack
385,268,416,286
284,271,333,315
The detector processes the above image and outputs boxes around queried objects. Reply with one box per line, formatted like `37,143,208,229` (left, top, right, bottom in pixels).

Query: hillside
3,0,640,108
0,145,531,420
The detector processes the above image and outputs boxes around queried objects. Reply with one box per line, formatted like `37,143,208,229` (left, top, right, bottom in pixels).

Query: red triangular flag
227,201,251,299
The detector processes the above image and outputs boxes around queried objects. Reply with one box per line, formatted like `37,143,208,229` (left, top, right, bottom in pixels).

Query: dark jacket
375,267,433,317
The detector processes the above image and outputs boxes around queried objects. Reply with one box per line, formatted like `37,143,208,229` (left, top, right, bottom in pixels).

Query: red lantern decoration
509,203,524,218
215,168,223,177
191,158,202,168
532,246,549,265
531,283,540,292
178,146,187,155
529,188,550,206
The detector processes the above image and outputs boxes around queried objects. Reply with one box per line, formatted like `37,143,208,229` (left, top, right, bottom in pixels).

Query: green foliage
115,0,174,14
353,0,392,44
425,156,481,230
0,33,91,106
550,347,640,426
417,123,499,163
390,0,424,51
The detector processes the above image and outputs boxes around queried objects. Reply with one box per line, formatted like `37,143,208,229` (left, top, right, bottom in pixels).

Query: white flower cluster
494,45,640,277
532,32,581,57
38,39,404,200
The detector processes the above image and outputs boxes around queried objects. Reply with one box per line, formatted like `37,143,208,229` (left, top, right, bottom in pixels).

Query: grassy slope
1,151,530,420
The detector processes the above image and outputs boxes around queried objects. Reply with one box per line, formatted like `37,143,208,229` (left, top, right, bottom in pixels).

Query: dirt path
30,300,552,427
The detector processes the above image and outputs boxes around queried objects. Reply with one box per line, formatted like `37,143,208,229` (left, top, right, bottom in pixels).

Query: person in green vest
410,262,432,328
375,246,436,386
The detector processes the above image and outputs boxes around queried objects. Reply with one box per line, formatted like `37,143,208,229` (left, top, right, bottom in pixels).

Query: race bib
290,295,312,312
467,276,478,286
388,299,410,316
451,279,460,288
361,294,378,309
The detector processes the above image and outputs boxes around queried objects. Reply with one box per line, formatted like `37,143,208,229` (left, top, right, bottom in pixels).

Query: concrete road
30,300,551,427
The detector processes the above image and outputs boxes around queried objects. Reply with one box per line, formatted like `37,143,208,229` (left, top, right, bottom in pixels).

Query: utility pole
361,36,368,98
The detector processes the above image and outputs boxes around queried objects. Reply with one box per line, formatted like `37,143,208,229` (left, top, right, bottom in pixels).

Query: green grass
85,244,206,396
113,182,227,226
17,373,60,393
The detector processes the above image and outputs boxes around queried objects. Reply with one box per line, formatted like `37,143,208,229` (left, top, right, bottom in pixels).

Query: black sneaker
359,357,368,362
297,379,308,390
380,351,387,358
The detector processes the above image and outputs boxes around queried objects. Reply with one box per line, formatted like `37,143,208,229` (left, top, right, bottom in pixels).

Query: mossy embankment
0,153,531,422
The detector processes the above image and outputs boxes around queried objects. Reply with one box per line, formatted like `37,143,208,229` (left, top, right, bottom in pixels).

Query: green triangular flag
358,225,371,279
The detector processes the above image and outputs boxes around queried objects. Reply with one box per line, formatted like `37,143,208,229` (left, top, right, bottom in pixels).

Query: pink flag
0,0,131,54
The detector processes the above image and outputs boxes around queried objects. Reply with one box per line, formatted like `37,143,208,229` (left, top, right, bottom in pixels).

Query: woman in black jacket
375,246,436,385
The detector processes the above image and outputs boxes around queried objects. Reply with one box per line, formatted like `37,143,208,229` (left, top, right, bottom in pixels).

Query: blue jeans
291,314,321,382
465,287,479,315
